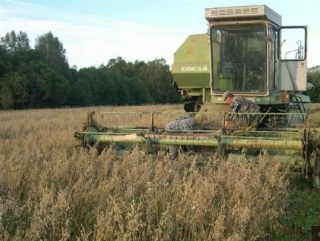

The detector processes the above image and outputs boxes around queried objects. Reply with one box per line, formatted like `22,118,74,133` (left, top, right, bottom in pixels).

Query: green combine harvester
74,5,320,188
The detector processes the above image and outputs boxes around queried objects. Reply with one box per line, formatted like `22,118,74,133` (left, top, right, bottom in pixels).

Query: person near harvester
165,113,197,160
222,90,260,130
165,91,260,159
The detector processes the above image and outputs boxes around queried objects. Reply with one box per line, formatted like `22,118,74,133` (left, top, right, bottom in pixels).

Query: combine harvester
74,5,320,187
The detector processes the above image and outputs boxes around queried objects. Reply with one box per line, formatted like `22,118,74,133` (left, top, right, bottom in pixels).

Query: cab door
278,26,307,91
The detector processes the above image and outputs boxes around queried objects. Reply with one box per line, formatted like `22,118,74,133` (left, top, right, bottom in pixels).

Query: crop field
1,104,320,240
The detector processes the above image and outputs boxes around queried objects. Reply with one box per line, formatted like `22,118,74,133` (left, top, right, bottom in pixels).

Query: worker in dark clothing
222,90,260,129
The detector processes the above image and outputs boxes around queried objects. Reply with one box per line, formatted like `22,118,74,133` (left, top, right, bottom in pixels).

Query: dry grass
1,104,316,240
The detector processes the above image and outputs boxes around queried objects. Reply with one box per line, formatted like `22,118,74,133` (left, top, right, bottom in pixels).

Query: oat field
1,104,320,240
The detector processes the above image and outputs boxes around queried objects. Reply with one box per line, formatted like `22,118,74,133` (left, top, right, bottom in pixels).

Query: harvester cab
173,5,311,114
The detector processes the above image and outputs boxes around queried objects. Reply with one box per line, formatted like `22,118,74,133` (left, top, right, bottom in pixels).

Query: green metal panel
173,72,210,89
172,34,210,64
172,34,210,89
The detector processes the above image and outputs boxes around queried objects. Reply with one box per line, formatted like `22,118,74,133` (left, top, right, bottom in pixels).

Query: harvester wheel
184,101,202,113
184,102,195,112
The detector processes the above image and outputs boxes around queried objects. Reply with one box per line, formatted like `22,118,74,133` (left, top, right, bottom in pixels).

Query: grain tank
171,34,210,112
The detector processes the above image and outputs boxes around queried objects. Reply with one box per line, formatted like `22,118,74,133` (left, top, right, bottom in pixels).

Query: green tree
35,32,69,75
0,46,7,78
0,30,181,108
139,59,179,103
1,72,29,109
76,67,108,105
106,57,128,75
0,30,30,53
125,76,153,104
0,61,70,109
307,67,320,103
68,77,94,106
95,69,121,105
0,82,14,109
104,58,156,105
45,71,70,107
0,31,35,75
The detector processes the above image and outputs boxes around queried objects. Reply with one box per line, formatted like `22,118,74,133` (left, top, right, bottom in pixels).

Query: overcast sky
1,0,319,68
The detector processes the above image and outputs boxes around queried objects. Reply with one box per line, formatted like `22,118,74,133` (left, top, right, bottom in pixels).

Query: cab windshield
210,24,267,93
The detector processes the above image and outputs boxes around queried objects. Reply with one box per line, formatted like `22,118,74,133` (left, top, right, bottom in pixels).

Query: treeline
1,31,320,110
0,31,180,110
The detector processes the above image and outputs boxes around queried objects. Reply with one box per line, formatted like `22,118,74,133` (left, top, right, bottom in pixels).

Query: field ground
0,104,320,240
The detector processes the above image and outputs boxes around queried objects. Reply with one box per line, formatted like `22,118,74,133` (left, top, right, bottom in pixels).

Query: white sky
0,0,319,69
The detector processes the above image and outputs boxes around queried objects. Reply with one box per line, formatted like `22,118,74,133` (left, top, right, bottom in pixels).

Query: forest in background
0,30,320,110
0,31,180,110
